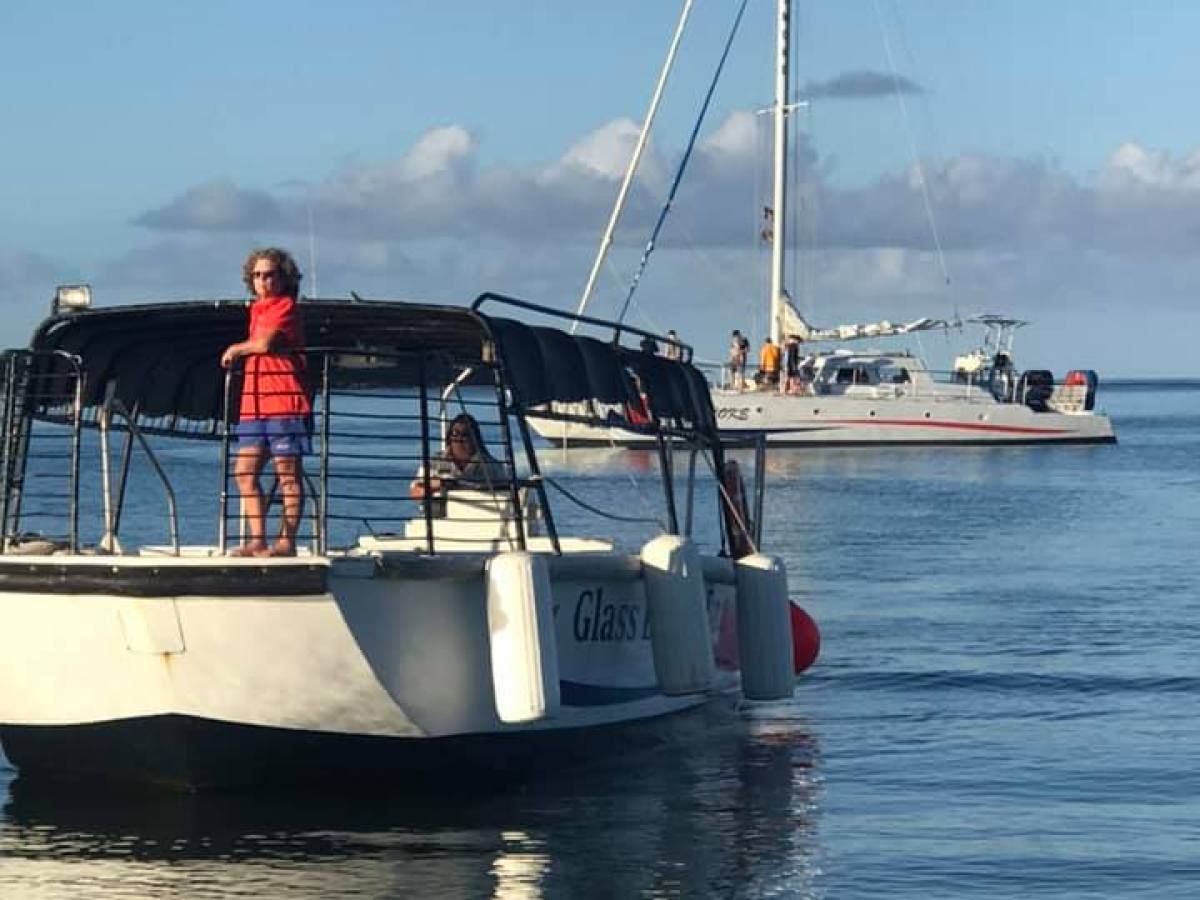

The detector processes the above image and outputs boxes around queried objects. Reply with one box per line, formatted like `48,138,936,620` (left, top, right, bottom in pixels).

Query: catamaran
531,0,1115,448
0,286,815,790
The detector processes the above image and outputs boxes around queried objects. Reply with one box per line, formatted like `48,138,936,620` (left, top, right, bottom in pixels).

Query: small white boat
0,287,813,791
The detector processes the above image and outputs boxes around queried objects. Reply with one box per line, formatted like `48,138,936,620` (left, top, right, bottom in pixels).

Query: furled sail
780,295,957,343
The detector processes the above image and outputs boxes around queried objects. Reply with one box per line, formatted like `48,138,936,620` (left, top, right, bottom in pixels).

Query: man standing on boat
758,336,781,388
665,329,682,361
220,248,310,557
729,329,749,389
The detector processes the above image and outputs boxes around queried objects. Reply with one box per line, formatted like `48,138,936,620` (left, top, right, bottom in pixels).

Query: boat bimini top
18,292,717,441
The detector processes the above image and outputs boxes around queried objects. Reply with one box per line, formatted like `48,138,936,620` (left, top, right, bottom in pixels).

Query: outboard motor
989,352,1016,401
1018,369,1054,412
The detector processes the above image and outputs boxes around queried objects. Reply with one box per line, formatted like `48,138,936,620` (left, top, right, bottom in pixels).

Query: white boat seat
403,488,539,547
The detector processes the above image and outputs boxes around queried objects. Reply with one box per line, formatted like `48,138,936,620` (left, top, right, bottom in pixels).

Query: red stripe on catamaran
818,418,1073,435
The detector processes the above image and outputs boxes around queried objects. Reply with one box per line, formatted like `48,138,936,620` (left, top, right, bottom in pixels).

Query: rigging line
574,0,695,333
872,0,950,287
542,475,665,528
616,0,752,328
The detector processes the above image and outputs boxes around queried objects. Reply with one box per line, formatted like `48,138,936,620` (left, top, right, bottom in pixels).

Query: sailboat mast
572,0,694,333
769,0,791,345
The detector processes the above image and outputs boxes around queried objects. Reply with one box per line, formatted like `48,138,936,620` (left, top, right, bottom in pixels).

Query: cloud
802,69,923,100
551,118,647,181
1101,142,1200,191
129,114,1200,274
132,122,669,245
14,102,1200,375
133,180,286,231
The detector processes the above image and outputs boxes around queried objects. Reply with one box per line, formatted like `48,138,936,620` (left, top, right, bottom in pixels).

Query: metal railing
217,347,558,557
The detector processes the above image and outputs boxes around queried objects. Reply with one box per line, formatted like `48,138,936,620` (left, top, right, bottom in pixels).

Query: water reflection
0,713,820,899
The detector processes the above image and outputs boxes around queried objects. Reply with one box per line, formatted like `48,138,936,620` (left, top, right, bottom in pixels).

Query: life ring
721,460,755,559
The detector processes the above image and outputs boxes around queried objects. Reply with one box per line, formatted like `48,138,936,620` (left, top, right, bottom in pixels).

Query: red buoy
790,602,820,673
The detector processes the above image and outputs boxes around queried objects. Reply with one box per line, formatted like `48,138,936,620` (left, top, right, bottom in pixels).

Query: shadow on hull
0,700,737,793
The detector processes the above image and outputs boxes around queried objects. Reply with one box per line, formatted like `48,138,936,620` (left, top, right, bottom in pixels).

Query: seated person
409,414,507,513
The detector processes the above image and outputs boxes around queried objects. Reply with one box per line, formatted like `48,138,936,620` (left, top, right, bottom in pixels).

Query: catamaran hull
0,554,738,791
0,704,727,793
530,394,1116,447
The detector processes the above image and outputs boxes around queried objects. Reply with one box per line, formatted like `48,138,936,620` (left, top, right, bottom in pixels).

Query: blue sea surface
1,384,1196,898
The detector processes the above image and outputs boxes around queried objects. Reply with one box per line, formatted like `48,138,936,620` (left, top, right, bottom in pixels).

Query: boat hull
0,702,729,793
0,551,739,790
530,391,1116,447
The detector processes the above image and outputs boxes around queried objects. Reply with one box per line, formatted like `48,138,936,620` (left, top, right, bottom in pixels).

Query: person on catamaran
782,335,801,392
664,329,682,361
220,247,310,557
409,413,507,513
757,336,781,387
729,329,749,389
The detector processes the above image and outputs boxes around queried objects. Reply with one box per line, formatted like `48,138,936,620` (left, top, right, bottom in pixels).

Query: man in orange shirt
220,248,310,557
758,337,781,387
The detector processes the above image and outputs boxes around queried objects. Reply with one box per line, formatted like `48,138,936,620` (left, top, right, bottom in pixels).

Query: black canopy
18,296,717,438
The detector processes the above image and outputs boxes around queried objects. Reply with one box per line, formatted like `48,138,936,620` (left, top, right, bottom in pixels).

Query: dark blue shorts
236,416,312,457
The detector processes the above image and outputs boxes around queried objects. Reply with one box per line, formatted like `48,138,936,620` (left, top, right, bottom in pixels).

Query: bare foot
229,541,268,558
268,540,296,558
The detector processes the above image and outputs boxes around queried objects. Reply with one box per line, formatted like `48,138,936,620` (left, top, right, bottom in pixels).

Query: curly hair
241,247,303,297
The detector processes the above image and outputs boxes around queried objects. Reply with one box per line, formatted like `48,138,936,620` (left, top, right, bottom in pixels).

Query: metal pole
684,444,697,537
0,354,16,551
318,352,332,555
515,413,560,554
655,432,679,535
98,404,114,551
67,360,83,553
416,356,435,555
769,0,791,345
110,402,138,542
492,372,527,552
753,435,767,547
218,367,235,553
6,356,34,541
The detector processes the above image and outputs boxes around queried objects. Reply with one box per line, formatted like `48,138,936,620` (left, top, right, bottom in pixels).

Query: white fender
486,552,561,723
735,553,795,701
641,535,715,695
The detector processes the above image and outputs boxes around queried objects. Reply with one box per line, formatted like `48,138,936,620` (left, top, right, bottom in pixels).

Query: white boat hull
0,551,740,790
530,389,1116,447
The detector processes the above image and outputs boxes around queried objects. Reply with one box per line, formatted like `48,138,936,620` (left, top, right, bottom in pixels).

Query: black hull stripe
0,562,328,597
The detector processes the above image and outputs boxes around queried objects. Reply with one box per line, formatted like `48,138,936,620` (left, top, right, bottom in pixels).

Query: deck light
52,284,92,314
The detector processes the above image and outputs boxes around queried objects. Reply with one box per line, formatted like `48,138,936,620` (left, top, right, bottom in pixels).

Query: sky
3,0,1200,376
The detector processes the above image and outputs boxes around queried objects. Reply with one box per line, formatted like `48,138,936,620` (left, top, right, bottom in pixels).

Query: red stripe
821,418,1072,435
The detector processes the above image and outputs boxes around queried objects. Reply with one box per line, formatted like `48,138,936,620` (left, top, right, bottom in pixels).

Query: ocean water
1,383,1197,898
